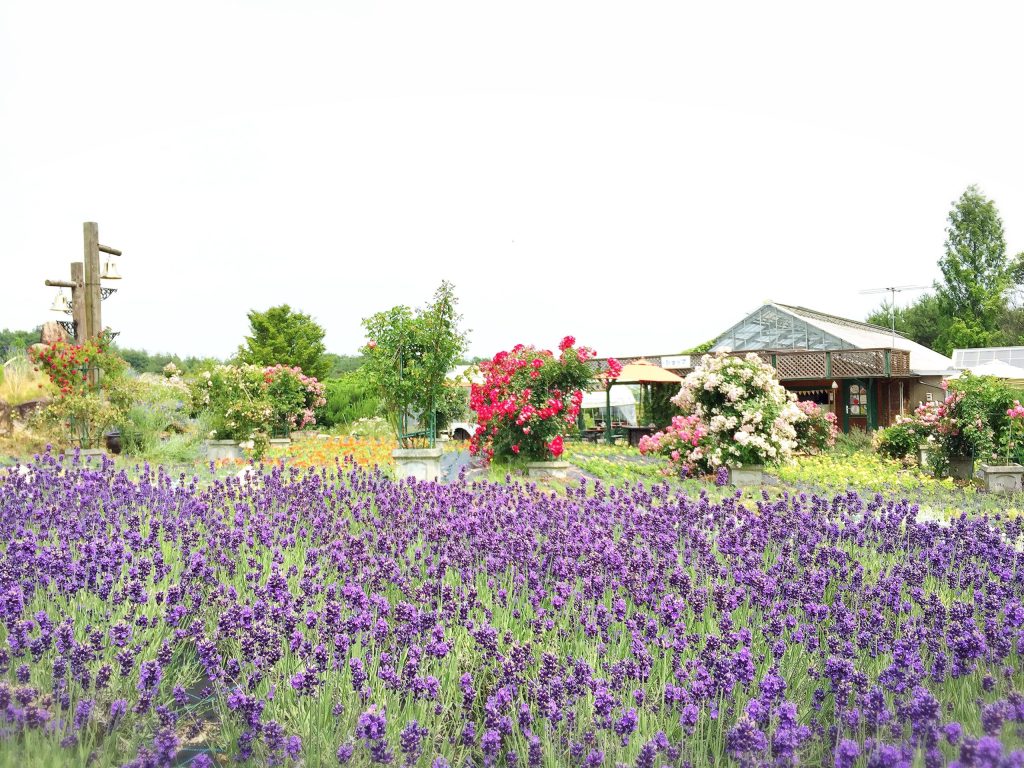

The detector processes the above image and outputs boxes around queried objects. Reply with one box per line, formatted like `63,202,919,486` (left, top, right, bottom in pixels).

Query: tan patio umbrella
614,359,685,385
603,360,683,443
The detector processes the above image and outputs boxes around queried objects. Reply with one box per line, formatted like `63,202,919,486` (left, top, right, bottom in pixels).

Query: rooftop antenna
859,285,930,347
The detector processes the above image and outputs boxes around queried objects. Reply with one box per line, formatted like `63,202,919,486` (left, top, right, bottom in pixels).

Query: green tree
866,294,947,352
0,327,41,359
934,186,1015,354
236,305,329,381
361,282,468,445
322,353,367,377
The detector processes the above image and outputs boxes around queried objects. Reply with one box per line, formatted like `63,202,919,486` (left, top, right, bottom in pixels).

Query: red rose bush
470,336,619,463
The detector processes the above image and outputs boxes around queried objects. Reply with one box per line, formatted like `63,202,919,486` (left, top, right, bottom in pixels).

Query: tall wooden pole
83,222,101,342
70,262,85,343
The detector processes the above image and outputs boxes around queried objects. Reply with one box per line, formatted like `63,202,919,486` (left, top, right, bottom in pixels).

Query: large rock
0,404,11,437
14,399,48,420
40,321,70,345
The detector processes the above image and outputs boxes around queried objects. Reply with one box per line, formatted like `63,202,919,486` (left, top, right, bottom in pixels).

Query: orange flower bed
268,436,397,468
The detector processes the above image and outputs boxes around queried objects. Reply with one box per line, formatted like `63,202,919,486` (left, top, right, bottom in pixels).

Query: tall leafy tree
236,305,329,381
871,188,1023,355
361,282,468,444
934,186,1014,354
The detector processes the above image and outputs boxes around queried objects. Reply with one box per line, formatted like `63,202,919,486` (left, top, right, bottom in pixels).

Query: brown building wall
783,377,916,430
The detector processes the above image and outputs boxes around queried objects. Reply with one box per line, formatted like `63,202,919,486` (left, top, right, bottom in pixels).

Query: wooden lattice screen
596,348,912,380
831,350,887,377
775,352,828,379
889,350,911,376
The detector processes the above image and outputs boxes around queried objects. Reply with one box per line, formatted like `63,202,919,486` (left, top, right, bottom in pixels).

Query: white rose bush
641,352,803,474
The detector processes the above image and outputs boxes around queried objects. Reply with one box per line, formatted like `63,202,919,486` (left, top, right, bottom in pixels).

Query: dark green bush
876,422,919,459
317,372,380,428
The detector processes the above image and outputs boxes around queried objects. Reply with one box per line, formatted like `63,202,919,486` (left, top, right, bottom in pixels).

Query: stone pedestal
978,463,1024,494
393,448,443,482
268,438,291,449
527,461,572,480
918,445,930,468
947,455,975,481
77,448,106,462
206,440,243,461
727,465,764,486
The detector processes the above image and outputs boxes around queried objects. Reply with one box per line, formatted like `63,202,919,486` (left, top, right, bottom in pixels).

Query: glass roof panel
712,305,850,352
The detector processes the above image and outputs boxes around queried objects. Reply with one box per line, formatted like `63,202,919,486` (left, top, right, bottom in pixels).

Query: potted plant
978,399,1024,494
468,336,616,479
362,282,467,482
670,352,803,485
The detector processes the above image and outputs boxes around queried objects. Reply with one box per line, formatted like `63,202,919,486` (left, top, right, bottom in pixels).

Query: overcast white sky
3,1,1023,361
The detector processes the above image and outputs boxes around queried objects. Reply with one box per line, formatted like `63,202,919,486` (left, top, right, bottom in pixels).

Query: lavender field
2,451,1024,767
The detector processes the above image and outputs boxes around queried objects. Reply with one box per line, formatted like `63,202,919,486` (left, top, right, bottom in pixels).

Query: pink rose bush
793,400,838,453
470,338,619,463
263,364,327,431
637,415,707,474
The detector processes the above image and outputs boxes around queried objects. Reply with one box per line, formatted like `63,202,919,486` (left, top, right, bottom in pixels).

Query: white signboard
660,355,692,369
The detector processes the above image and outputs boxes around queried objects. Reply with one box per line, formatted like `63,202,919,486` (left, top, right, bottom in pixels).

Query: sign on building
660,355,692,370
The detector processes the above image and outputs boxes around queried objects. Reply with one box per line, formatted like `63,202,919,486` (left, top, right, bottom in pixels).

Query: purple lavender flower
725,717,767,761
153,726,179,766
138,660,162,693
356,707,388,742
481,728,502,763
399,720,428,765
944,722,963,746
614,708,638,746
834,739,859,768
337,743,355,764
109,698,128,724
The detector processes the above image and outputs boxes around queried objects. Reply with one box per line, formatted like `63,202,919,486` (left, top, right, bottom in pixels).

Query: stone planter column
727,465,764,486
947,455,975,482
526,461,572,480
978,463,1024,494
393,448,444,482
77,447,106,462
918,444,930,468
206,440,244,461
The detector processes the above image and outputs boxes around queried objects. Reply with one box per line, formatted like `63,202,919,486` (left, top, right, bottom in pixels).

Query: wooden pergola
603,360,682,444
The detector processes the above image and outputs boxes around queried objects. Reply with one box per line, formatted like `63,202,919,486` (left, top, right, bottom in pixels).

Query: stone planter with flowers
362,282,467,483
978,399,1024,494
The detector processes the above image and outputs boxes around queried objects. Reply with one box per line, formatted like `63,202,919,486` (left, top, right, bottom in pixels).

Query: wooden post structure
43,223,121,390
83,222,101,343
70,262,85,342
44,222,121,344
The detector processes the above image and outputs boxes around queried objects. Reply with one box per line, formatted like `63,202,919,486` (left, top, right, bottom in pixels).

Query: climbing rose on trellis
469,338,619,463
31,332,116,397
